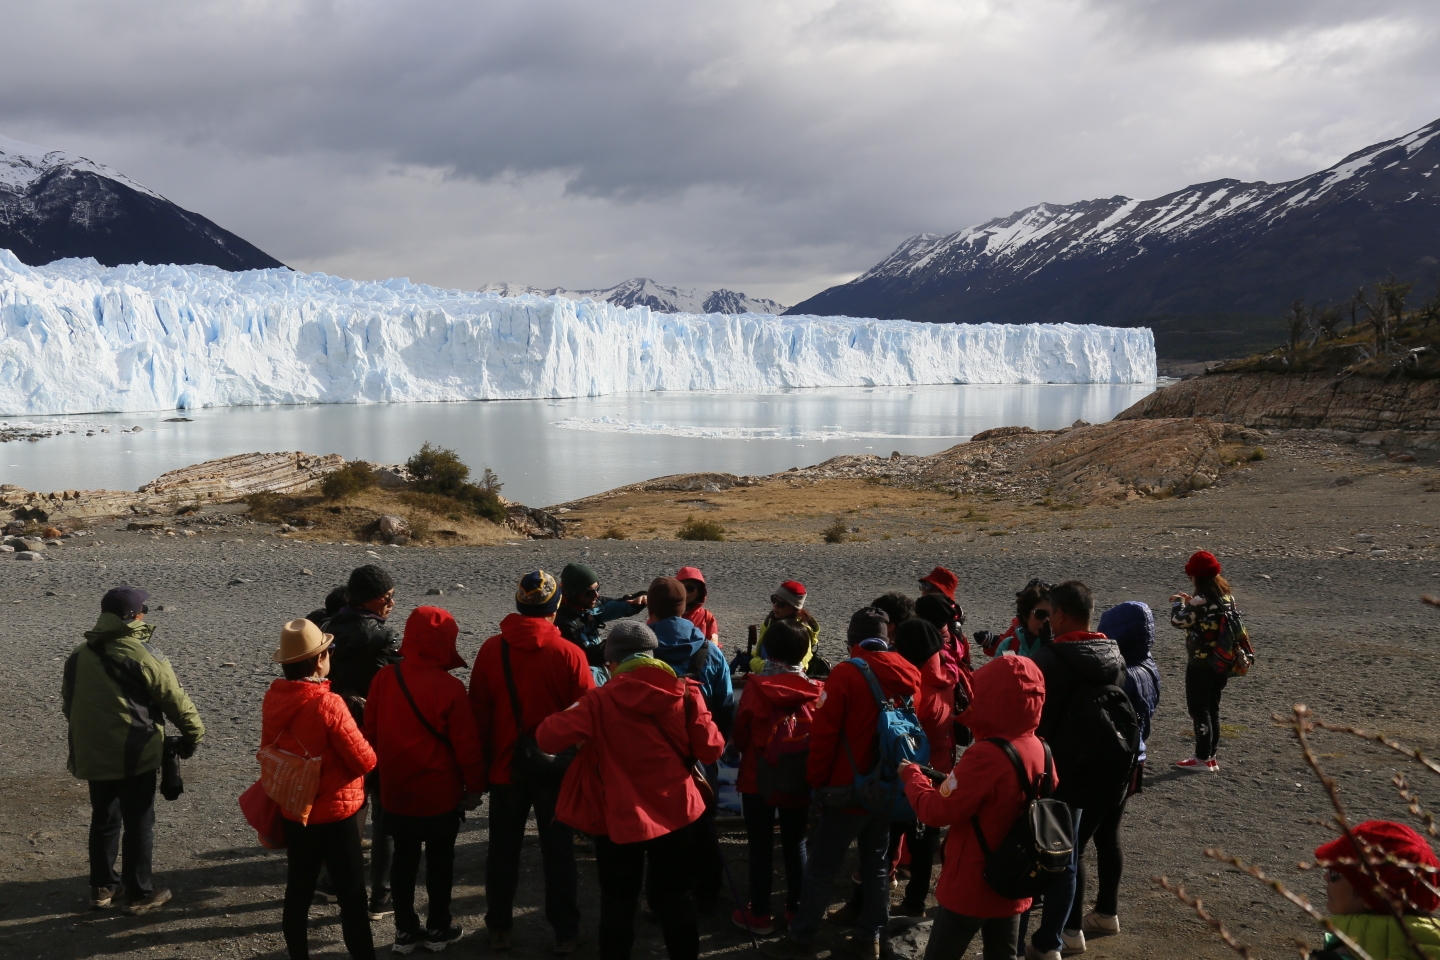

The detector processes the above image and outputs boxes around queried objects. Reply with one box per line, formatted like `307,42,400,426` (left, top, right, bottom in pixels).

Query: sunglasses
1029,608,1051,620
1327,870,1343,883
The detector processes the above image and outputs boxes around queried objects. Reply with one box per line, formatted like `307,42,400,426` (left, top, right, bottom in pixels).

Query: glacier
0,251,1156,417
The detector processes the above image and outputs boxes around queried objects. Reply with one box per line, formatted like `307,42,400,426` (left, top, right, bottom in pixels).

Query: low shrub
822,519,849,544
598,526,627,540
245,492,286,521
1249,447,1267,461
677,516,726,541
404,443,507,524
321,461,377,500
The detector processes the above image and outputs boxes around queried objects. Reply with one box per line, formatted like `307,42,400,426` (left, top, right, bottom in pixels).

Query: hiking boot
553,930,587,955
392,929,426,955
835,932,880,959
1204,758,1221,772
1060,928,1086,955
1024,944,1062,960
424,924,463,952
368,891,394,920
825,902,860,926
1173,757,1205,772
122,888,172,916
486,927,512,951
732,906,775,936
760,936,817,960
91,885,118,909
1081,911,1119,936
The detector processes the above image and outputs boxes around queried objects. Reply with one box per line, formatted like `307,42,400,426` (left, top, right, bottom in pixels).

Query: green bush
599,526,627,540
822,519,849,544
404,444,507,524
1248,447,1267,461
677,516,726,542
321,461,377,500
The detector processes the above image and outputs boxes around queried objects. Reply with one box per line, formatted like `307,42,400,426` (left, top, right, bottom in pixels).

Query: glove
175,739,198,760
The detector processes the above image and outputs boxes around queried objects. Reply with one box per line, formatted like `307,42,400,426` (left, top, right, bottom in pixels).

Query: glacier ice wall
0,251,1156,416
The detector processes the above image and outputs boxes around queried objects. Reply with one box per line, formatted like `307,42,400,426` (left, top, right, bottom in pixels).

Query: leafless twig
1393,772,1438,838
1307,717,1440,779
1205,848,1375,960
1151,876,1256,958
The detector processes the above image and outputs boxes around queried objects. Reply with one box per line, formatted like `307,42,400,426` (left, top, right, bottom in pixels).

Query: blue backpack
831,657,930,819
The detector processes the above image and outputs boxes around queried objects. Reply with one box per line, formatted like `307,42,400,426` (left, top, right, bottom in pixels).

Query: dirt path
3,436,1439,959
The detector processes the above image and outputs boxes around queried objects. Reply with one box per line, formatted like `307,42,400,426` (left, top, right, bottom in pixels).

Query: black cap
847,606,890,647
101,586,150,621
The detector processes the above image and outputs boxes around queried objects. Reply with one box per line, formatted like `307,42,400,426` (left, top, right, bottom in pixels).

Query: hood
401,606,467,670
498,612,564,652
606,665,688,716
649,617,707,672
85,613,153,646
265,677,331,726
959,655,1045,740
676,566,708,609
850,651,922,701
1050,632,1126,686
750,672,823,709
1098,602,1155,667
918,652,951,688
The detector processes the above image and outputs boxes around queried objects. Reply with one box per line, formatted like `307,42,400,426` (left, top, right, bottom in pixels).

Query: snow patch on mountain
481,277,786,315
0,134,162,199
0,252,1155,416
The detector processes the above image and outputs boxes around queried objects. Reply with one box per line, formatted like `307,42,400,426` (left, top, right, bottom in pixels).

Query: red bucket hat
919,566,958,600
1184,551,1222,579
1315,820,1440,915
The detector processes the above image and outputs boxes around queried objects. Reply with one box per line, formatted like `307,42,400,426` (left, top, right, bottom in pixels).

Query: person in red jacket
730,619,823,935
764,607,942,960
537,620,725,960
263,619,378,960
364,607,486,954
676,566,720,647
469,571,595,953
899,655,1051,960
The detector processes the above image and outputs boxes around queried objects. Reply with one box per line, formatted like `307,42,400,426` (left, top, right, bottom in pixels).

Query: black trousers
594,826,697,960
844,819,938,914
1067,799,1125,929
364,770,392,897
1185,663,1228,760
485,782,580,938
283,811,376,960
88,769,157,897
923,907,1019,960
741,793,808,917
386,810,460,935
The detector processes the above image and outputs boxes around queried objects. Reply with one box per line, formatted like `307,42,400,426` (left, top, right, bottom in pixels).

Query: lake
1,383,1160,506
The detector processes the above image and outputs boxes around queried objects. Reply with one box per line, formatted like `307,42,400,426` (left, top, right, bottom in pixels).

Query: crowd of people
59,550,1438,960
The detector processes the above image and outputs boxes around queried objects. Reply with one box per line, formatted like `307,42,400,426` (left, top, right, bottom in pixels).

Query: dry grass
244,488,512,546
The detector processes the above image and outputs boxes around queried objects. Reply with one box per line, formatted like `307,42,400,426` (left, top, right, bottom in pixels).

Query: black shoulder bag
499,641,576,792
970,738,1074,900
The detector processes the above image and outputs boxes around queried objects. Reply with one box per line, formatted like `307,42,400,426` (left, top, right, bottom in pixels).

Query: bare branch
1393,772,1439,838
1304,716,1440,779
1151,876,1256,959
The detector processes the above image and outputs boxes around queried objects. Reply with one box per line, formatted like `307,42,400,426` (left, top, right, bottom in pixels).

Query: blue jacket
1097,601,1160,763
650,616,735,733
556,596,646,674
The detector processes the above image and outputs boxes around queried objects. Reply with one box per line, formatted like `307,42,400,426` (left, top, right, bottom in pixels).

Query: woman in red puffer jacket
263,619,378,960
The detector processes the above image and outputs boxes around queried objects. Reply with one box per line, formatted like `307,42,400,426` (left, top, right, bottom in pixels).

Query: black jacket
324,607,401,721
1033,633,1128,804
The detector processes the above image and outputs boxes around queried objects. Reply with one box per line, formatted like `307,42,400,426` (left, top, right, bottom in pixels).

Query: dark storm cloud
1,0,1438,301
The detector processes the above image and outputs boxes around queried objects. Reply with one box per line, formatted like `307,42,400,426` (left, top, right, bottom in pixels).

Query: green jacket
62,614,205,781
1322,914,1440,959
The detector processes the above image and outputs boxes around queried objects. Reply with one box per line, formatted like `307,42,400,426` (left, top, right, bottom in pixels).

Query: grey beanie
605,620,659,663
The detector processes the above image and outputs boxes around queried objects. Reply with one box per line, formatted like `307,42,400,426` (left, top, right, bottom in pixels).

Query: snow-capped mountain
0,134,284,271
483,276,786,315
789,117,1440,358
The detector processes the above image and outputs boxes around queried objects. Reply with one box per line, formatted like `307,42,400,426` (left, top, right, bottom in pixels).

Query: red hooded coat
677,565,720,646
536,663,725,843
732,672,824,795
261,678,376,825
365,607,486,817
902,655,1051,918
916,652,959,769
469,613,595,786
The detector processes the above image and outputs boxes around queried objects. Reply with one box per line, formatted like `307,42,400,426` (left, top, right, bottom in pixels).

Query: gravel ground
3,442,1439,960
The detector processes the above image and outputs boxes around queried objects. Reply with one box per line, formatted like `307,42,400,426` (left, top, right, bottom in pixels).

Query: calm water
2,383,1158,506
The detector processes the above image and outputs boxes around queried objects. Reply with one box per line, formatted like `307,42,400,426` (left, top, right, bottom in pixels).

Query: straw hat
272,619,335,664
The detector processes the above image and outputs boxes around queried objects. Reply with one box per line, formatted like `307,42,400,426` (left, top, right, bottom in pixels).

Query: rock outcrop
1116,372,1440,448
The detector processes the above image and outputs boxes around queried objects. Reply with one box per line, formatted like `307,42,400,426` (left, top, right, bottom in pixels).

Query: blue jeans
789,807,891,943
1018,806,1083,954
741,793,808,917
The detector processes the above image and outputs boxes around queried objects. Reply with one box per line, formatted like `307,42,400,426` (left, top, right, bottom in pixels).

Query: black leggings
1186,663,1228,760
386,810,460,935
282,811,375,960
594,826,697,960
1067,800,1127,927
741,793,808,917
923,907,1018,960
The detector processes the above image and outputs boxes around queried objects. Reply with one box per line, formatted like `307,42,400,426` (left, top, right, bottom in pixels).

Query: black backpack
1047,681,1141,808
971,738,1074,900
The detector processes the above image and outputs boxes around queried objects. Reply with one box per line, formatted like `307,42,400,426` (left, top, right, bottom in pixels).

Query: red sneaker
1203,758,1221,772
1173,757,1204,772
733,907,775,937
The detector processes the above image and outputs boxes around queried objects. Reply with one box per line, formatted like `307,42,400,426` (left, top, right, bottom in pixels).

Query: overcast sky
2,0,1438,304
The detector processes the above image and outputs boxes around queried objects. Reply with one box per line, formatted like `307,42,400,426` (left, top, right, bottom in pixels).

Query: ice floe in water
0,251,1157,416
550,416,965,442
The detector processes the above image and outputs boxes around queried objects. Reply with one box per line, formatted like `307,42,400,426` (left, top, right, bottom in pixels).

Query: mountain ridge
483,276,786,315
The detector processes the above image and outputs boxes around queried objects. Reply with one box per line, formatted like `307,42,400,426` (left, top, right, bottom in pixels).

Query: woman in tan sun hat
262,619,379,960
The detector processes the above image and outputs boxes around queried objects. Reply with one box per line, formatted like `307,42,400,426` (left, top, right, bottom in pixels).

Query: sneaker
1173,757,1205,772
314,883,339,905
1204,758,1221,772
425,924,464,952
1060,928,1086,955
122,888,172,916
761,937,817,960
369,892,394,921
732,906,776,936
1025,944,1062,960
553,930,587,955
91,885,118,909
825,902,860,926
486,927,512,951
393,929,426,955
1081,911,1119,936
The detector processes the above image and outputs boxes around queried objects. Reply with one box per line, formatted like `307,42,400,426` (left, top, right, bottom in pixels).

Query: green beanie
561,562,599,597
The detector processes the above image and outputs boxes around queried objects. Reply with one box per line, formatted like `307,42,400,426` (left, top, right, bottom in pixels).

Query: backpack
832,657,930,820
970,738,1074,900
754,697,815,808
1047,679,1140,809
1209,603,1255,677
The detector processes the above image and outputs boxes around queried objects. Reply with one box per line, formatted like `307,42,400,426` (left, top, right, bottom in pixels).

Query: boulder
378,515,411,544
